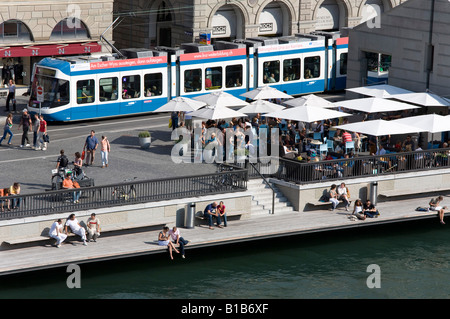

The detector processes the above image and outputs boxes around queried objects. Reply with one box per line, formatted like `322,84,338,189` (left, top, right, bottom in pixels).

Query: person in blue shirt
203,201,222,230
83,130,99,166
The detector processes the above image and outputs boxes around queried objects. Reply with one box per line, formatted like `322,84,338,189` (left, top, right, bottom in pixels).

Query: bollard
370,181,378,205
184,202,196,229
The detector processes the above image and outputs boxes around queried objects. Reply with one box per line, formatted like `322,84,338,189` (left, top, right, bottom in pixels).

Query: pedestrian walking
37,114,47,150
18,108,31,148
32,114,40,149
0,113,14,146
5,79,16,113
101,135,110,168
83,130,99,166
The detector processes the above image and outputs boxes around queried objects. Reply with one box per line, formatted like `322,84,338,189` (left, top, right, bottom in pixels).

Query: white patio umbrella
193,91,249,108
346,84,413,98
387,92,450,107
189,104,247,120
391,114,450,134
334,119,426,136
154,96,206,112
240,85,293,100
238,99,285,115
332,97,420,113
283,94,335,108
265,105,351,123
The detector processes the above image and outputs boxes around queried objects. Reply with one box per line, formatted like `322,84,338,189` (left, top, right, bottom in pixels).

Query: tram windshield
29,67,70,109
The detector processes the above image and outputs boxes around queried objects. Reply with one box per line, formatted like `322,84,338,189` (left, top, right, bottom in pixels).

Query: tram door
120,71,143,115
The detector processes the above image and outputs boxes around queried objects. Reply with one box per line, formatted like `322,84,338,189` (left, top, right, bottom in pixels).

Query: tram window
304,56,320,79
99,77,118,102
339,53,348,75
122,75,141,99
263,60,280,83
184,69,202,92
144,73,163,96
77,79,95,104
225,65,243,88
205,67,222,90
283,58,300,82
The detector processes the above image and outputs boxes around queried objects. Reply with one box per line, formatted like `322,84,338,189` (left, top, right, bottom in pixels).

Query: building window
0,20,33,42
50,18,90,40
99,77,118,102
226,65,243,88
205,67,222,90
184,69,202,92
283,58,300,81
263,61,280,83
304,56,321,79
144,73,163,96
77,79,95,104
122,75,140,99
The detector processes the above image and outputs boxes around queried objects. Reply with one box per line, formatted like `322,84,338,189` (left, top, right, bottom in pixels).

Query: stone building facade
0,0,114,86
346,0,450,97
113,0,407,49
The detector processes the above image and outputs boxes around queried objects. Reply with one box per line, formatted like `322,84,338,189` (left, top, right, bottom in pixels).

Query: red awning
0,42,102,58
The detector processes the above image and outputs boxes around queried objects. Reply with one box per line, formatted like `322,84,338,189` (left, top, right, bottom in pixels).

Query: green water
1,219,450,299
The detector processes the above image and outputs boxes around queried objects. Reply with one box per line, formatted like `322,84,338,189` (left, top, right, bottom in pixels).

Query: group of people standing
0,109,48,149
49,213,100,247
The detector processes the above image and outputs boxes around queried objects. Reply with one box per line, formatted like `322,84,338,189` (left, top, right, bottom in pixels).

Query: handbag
81,150,86,160
43,133,50,143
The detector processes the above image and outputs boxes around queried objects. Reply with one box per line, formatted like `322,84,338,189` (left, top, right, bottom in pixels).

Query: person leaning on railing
0,187,10,212
9,182,21,209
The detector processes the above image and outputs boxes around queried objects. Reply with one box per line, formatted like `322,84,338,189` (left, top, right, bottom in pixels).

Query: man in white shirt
337,182,350,211
168,226,190,259
65,213,88,245
49,219,67,247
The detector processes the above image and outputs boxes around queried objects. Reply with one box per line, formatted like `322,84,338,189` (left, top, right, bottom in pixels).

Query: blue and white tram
28,33,349,122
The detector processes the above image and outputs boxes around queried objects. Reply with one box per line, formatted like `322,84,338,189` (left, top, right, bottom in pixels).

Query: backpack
416,207,429,212
59,155,69,168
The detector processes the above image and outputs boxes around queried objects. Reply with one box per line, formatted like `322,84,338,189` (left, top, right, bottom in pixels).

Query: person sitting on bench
429,196,447,225
203,201,223,230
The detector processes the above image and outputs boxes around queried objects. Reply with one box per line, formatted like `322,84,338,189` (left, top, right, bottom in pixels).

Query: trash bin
184,202,195,229
370,181,378,205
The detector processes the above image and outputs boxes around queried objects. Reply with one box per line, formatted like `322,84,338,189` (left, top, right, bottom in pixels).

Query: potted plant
138,131,151,149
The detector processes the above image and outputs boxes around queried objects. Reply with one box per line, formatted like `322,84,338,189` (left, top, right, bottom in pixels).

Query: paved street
0,94,217,194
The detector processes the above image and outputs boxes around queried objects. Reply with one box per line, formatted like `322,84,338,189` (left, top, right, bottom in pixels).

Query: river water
1,219,449,299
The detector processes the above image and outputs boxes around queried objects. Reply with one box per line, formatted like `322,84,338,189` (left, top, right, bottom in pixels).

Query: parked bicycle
112,177,137,201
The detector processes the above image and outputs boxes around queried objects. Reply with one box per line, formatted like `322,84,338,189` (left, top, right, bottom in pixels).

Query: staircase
246,178,296,217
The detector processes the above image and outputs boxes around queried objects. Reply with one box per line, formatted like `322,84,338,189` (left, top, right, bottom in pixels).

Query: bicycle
112,177,137,201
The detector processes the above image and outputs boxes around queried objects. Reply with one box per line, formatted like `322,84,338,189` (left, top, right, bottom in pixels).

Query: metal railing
0,168,248,221
274,148,450,184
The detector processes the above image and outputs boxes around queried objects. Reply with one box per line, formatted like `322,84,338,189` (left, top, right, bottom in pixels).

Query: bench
3,219,168,246
379,188,450,199
308,199,352,208
195,211,244,226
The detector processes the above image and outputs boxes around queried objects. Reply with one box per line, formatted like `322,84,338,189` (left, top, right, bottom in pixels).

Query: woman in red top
342,130,352,143
217,201,227,227
37,114,47,151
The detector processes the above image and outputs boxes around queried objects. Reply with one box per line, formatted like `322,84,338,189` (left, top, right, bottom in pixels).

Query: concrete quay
0,185,447,276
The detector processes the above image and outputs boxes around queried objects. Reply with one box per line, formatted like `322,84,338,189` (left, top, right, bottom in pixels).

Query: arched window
0,20,33,42
50,18,90,40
